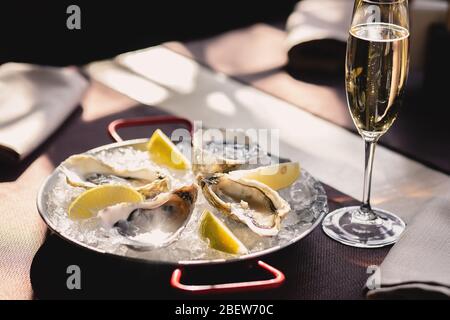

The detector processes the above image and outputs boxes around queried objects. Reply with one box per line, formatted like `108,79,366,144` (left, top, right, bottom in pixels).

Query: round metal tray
37,139,328,266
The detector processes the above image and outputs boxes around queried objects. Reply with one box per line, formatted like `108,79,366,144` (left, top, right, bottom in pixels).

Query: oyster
60,154,170,198
192,129,256,174
198,173,290,236
98,185,198,248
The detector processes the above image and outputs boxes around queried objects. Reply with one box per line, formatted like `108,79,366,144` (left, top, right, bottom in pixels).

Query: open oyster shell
192,129,257,174
60,154,170,198
198,173,290,236
98,184,198,248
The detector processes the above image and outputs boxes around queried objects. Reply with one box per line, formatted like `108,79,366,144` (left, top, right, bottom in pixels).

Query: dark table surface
0,81,389,299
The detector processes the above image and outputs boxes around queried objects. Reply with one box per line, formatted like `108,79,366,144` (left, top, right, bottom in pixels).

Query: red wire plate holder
108,115,194,142
171,260,285,294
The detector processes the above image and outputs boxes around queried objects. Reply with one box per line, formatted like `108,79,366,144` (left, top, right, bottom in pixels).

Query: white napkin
286,0,353,48
0,63,88,162
367,197,450,299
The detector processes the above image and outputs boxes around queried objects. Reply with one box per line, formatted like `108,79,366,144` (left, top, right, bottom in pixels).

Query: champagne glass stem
360,139,377,217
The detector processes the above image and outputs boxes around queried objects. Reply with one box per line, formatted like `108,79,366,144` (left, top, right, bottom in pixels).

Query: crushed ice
44,145,328,263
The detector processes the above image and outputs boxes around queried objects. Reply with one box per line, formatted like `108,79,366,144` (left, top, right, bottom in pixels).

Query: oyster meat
98,184,198,248
198,173,290,236
60,154,169,198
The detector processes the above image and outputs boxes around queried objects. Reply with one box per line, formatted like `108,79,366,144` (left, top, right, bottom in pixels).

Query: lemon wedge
68,185,143,220
230,162,300,190
147,129,191,170
199,209,248,255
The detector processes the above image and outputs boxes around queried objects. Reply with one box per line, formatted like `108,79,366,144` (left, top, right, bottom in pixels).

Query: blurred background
0,0,449,172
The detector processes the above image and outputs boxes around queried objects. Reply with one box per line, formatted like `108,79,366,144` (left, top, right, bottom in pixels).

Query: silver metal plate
37,139,328,265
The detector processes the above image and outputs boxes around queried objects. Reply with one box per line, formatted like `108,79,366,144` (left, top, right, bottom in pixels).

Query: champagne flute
322,0,410,248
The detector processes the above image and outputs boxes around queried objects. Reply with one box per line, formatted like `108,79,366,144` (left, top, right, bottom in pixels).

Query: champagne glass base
322,206,406,248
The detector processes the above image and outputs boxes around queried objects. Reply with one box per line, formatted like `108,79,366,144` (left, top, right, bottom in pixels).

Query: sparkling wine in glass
322,0,410,248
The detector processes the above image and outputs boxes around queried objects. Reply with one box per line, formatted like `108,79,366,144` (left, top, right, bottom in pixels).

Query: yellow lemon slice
68,185,144,220
230,162,300,190
199,209,248,255
147,129,191,170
